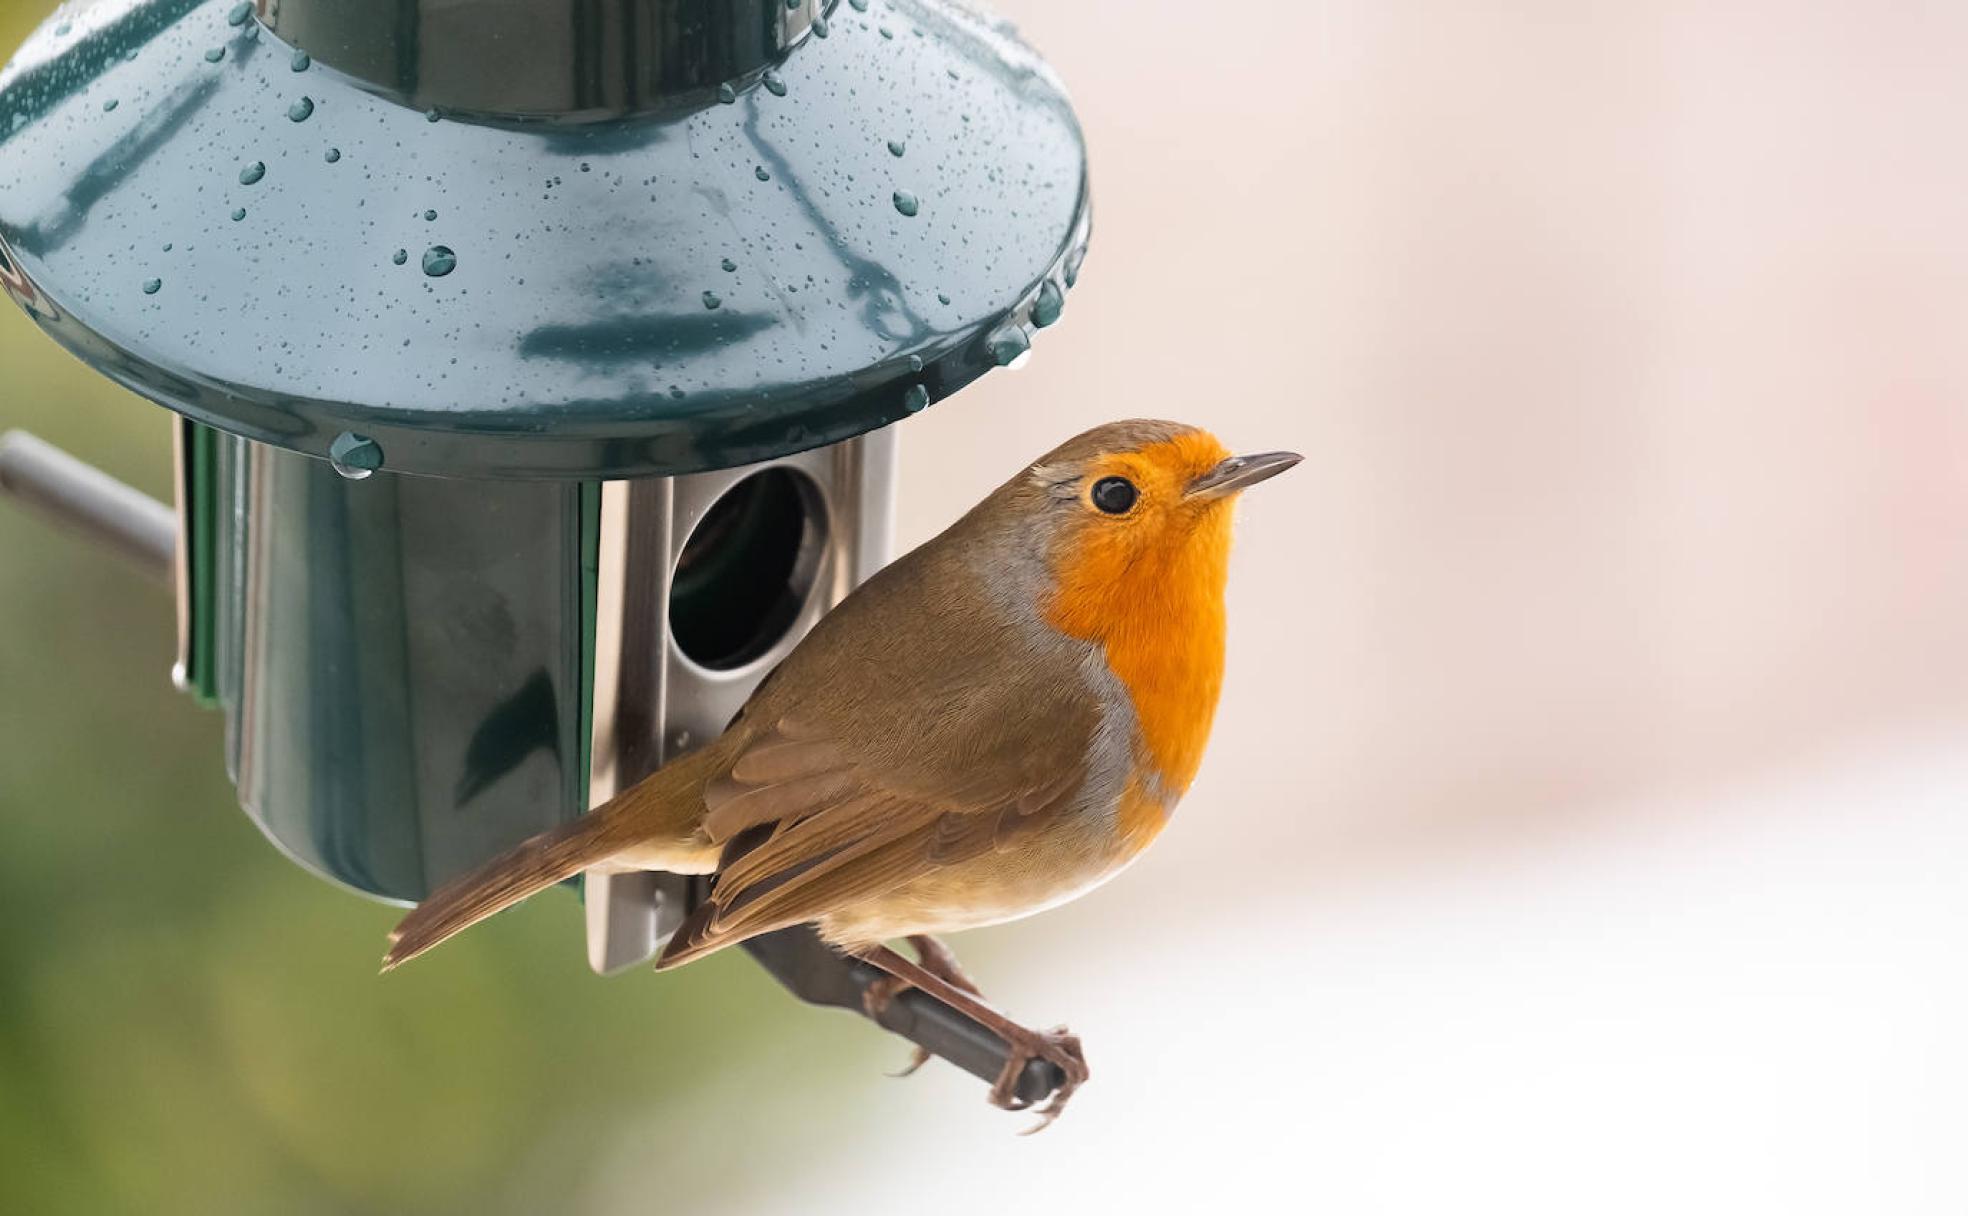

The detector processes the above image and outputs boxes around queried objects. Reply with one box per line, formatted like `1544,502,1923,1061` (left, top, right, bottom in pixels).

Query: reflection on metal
587,426,896,972
0,0,204,149
221,441,592,902
171,418,192,689
172,417,223,701
0,0,1091,479
93,420,901,917
266,0,821,122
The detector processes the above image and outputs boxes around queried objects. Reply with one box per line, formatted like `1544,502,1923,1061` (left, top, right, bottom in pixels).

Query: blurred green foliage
0,6,888,1211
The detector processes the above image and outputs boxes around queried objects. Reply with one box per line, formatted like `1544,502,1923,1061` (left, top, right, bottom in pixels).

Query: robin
384,419,1299,1127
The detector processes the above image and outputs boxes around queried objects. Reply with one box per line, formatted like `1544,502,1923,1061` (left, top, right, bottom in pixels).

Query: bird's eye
1090,476,1138,515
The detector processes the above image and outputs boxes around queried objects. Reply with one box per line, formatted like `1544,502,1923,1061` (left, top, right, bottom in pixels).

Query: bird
382,419,1300,1128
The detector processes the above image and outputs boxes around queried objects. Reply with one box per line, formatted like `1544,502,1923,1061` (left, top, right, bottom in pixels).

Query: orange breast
1043,434,1234,847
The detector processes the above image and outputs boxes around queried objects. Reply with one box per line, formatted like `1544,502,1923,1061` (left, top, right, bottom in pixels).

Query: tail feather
382,805,642,971
382,741,733,972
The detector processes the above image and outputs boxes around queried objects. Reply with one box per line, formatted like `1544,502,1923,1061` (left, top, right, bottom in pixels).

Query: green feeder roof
0,0,1090,478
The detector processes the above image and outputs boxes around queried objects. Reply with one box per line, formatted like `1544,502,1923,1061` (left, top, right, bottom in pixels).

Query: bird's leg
909,934,983,996
860,934,983,1015
857,943,1090,1131
860,935,987,1077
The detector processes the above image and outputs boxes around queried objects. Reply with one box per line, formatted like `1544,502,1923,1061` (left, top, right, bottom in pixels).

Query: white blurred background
744,0,1968,1209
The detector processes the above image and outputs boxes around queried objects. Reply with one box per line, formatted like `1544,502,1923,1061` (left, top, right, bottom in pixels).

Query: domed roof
0,0,1089,477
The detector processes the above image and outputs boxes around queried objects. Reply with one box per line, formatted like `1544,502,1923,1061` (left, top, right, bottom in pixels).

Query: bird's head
1008,419,1299,646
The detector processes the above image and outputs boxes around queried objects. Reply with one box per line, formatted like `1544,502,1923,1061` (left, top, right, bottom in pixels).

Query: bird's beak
1185,450,1303,500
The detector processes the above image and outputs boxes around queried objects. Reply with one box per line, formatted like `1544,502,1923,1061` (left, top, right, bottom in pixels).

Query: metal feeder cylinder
0,0,1089,1103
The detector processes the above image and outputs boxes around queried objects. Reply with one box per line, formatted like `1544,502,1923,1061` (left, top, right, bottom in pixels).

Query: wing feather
652,543,1116,970
654,737,1093,969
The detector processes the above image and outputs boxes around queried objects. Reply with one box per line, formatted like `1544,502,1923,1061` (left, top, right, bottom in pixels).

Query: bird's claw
886,1046,932,1078
865,981,935,1078
861,972,909,1019
857,939,1083,1127
988,1024,1088,1133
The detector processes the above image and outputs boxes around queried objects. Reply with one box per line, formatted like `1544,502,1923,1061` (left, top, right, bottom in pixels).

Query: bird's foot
990,1023,1089,1133
909,934,983,997
860,974,934,1075
887,1046,933,1079
861,935,983,1077
854,941,1088,1128
861,971,911,1019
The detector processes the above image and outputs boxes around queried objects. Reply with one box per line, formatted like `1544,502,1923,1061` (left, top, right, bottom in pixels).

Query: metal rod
742,926,1064,1106
0,430,175,583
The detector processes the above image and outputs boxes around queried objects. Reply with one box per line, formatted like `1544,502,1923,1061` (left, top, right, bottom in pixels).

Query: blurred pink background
921,0,1968,887
835,1,1968,1208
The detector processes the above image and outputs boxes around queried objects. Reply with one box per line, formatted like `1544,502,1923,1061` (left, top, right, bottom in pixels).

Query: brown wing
653,713,1089,968
651,513,1115,969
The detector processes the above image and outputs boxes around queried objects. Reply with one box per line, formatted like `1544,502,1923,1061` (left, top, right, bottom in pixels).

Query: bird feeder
0,0,1089,1103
